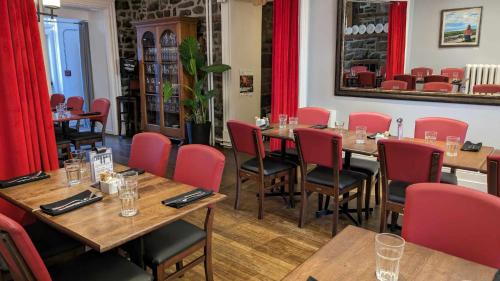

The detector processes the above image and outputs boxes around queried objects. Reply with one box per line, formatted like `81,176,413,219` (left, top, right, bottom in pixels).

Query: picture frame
439,6,482,48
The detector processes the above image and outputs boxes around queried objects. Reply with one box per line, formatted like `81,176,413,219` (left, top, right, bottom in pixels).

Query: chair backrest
423,82,452,92
128,132,172,177
358,71,376,88
91,98,111,126
294,128,343,170
381,80,408,91
227,120,265,159
411,67,433,78
440,68,464,81
173,145,225,193
350,65,368,75
424,75,449,83
0,213,51,281
473,84,500,94
403,183,500,268
378,139,444,183
66,96,84,111
50,93,65,108
487,154,500,197
394,74,416,90
297,107,330,126
414,117,468,143
348,112,392,134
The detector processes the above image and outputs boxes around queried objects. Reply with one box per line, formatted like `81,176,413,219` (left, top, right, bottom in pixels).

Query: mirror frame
334,0,500,106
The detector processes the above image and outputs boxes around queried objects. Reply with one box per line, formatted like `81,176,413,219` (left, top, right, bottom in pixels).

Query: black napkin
119,168,146,175
0,172,49,188
461,141,482,152
162,188,214,209
493,270,500,281
40,190,103,216
310,124,328,129
78,112,101,116
307,277,318,281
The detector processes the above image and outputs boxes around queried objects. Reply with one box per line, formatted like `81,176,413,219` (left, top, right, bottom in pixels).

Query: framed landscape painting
439,7,482,47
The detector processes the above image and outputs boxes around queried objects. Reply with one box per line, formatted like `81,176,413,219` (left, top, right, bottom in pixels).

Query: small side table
116,96,140,137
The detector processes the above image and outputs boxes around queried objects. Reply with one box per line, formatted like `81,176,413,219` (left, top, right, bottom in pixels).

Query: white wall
304,0,499,190
406,0,500,72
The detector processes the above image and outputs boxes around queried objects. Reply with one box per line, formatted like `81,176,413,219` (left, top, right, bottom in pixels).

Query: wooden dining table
282,226,497,281
261,124,494,173
0,163,226,266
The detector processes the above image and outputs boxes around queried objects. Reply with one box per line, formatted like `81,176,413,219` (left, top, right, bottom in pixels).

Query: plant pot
189,122,211,145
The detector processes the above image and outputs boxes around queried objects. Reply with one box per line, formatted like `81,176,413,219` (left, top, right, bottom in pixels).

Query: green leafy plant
163,36,231,124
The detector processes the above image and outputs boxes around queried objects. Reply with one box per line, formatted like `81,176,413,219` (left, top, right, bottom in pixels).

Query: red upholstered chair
297,107,330,125
381,80,408,90
487,153,500,197
294,128,366,236
66,96,84,111
128,132,172,177
137,144,225,281
423,82,453,92
358,71,376,88
227,120,296,219
350,65,368,75
50,93,65,108
70,98,111,149
0,213,151,281
411,67,433,79
377,139,444,232
424,75,449,83
403,183,500,268
348,112,392,218
394,74,416,90
440,68,464,82
473,84,500,94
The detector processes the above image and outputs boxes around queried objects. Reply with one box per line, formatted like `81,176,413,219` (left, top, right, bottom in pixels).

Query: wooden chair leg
390,212,399,231
357,181,365,224
323,196,330,210
380,203,388,233
375,174,381,205
298,188,307,228
176,261,184,278
288,169,295,208
257,178,265,220
234,173,241,210
332,195,339,236
154,263,165,281
204,243,213,281
318,194,324,211
364,175,374,220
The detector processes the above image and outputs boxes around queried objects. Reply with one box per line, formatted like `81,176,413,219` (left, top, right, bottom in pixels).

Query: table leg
280,139,287,158
62,121,70,137
130,236,145,269
344,151,352,169
116,100,122,137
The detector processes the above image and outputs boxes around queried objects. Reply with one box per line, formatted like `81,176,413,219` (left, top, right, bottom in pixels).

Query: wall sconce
37,0,61,22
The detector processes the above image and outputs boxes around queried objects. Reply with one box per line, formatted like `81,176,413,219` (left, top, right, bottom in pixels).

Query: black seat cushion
306,166,367,190
50,251,152,281
241,157,296,176
387,180,411,204
142,220,206,266
440,172,458,185
69,132,103,141
347,157,380,175
25,222,81,260
268,148,300,164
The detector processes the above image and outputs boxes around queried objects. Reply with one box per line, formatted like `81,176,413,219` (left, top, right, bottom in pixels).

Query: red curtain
386,1,407,80
270,0,299,150
0,0,59,223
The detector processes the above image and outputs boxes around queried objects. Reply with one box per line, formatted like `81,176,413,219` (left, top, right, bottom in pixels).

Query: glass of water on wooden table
118,171,139,217
446,136,460,157
375,233,405,281
64,159,82,186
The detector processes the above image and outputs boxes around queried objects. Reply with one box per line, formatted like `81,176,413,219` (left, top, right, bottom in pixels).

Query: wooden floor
105,135,391,280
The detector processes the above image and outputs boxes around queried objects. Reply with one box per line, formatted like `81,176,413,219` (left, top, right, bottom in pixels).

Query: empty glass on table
335,120,345,133
446,136,460,157
118,171,139,217
424,131,437,143
279,114,288,129
375,233,405,281
64,159,82,186
355,126,367,144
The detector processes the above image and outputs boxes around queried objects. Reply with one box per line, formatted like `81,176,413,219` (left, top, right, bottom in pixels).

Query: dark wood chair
378,139,444,232
227,120,297,219
394,74,416,90
358,71,376,88
487,153,500,197
424,75,449,83
294,128,366,236
70,98,110,149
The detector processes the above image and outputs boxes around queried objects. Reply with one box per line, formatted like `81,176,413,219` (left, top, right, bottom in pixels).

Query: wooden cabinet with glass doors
133,17,197,140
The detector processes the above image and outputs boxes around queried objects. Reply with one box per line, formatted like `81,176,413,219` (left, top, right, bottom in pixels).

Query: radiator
464,64,500,94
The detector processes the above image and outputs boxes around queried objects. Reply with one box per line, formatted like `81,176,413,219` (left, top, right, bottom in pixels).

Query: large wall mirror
335,0,500,105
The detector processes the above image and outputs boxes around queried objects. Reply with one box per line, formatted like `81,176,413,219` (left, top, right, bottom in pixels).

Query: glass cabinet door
160,29,180,129
142,31,160,126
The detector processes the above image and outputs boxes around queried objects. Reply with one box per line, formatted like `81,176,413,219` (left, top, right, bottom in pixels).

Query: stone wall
260,2,273,117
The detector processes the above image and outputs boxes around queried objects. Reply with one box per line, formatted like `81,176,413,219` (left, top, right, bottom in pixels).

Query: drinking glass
118,171,139,217
335,120,345,133
71,150,87,174
279,114,288,129
446,136,460,157
64,159,81,186
288,117,299,131
424,131,438,143
355,126,367,144
375,233,405,281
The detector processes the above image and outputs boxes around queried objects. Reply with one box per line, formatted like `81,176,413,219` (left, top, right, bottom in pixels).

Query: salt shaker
397,117,403,140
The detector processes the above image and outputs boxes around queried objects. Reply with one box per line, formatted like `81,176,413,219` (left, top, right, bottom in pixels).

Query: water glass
118,171,139,217
355,126,367,144
288,117,299,131
446,136,460,157
375,233,405,281
64,159,81,186
279,114,288,129
424,131,437,143
71,150,87,173
335,120,345,132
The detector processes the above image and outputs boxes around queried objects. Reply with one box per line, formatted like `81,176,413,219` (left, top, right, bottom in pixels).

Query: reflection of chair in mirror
424,75,449,83
441,68,464,82
350,65,368,75
411,67,433,79
358,71,376,88
473,84,500,94
394,74,416,90
423,82,453,92
381,80,408,91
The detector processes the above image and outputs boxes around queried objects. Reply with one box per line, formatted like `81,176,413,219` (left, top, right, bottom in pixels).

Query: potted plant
163,36,231,145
